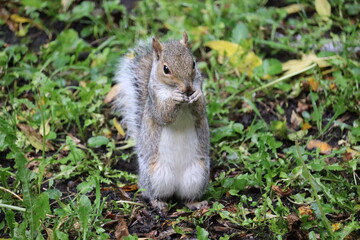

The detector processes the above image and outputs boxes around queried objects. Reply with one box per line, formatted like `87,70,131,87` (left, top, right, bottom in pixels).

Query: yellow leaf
39,119,51,137
301,122,312,130
307,77,319,91
332,223,342,232
104,84,121,104
205,40,262,75
204,40,244,64
17,124,54,151
282,4,305,14
315,0,331,18
282,53,332,76
307,139,333,154
113,118,125,138
10,14,33,23
298,205,313,216
237,51,262,76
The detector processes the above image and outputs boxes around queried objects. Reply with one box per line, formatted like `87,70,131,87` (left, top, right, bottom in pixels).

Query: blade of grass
250,63,317,94
0,203,26,212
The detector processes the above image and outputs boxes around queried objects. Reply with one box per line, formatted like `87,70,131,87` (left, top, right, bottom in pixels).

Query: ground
0,0,359,239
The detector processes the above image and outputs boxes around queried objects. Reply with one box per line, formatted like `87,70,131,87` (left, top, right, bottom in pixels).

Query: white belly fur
152,107,202,199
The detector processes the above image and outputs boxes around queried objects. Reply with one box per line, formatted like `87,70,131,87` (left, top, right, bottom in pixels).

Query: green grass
0,0,359,239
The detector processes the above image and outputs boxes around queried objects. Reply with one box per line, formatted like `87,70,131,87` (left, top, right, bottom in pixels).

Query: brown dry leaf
290,110,303,130
116,187,131,201
168,210,187,218
307,77,319,91
342,148,360,161
296,100,310,112
298,205,312,215
307,140,333,154
113,118,125,138
17,123,54,151
282,4,305,14
42,224,54,240
104,84,121,103
282,53,332,76
315,0,331,18
66,133,86,149
271,185,292,197
121,184,138,192
286,213,300,230
114,216,129,240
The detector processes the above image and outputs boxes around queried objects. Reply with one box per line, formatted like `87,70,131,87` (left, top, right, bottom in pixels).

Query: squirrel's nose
185,86,194,97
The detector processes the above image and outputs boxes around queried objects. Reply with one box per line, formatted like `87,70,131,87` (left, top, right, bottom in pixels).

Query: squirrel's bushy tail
114,56,139,140
113,41,152,140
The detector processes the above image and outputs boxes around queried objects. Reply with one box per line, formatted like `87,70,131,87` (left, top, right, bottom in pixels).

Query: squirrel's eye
192,61,195,69
163,65,171,75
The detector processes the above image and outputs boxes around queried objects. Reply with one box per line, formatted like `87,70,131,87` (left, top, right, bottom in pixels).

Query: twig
116,200,145,207
0,186,23,201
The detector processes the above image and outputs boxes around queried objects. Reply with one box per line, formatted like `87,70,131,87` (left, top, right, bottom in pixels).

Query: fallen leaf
282,53,332,76
298,206,312,216
290,110,303,130
10,14,32,23
296,100,310,112
286,213,300,230
121,184,138,192
17,123,54,151
282,4,305,14
204,40,244,63
113,118,125,138
114,216,129,240
298,205,314,220
307,77,319,91
157,229,177,239
104,84,121,103
332,223,342,232
271,185,292,197
301,122,312,130
237,51,263,76
39,119,51,137
342,148,360,161
315,0,331,18
307,140,333,154
204,40,262,75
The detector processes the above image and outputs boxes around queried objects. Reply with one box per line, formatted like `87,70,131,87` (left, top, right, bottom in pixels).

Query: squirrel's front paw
188,89,202,103
172,89,189,103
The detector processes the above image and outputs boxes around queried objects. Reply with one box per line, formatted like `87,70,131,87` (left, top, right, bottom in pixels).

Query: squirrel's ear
152,38,162,61
180,32,188,47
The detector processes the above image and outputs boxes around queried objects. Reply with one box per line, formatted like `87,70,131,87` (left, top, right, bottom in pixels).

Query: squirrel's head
151,32,196,97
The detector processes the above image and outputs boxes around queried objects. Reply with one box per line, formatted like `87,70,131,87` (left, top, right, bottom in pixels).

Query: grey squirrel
114,33,210,211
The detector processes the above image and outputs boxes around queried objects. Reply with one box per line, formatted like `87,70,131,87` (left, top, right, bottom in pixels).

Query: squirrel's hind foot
150,199,168,216
185,200,208,211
